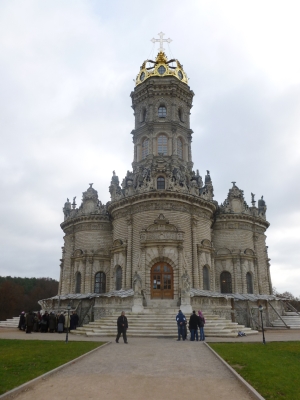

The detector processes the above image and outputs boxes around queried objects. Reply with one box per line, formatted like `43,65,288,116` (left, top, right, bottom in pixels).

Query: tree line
0,276,58,321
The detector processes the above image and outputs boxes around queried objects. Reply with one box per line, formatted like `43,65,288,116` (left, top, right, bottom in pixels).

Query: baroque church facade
57,46,272,318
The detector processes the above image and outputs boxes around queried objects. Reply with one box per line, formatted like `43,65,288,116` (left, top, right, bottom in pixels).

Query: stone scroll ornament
133,271,142,296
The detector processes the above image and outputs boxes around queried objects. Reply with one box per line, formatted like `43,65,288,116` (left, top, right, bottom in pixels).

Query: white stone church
41,36,282,334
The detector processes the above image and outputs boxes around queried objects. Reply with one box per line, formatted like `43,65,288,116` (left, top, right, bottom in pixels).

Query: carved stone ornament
140,214,184,244
133,271,142,295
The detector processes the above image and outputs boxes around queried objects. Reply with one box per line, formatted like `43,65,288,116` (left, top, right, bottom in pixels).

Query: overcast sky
1,0,300,296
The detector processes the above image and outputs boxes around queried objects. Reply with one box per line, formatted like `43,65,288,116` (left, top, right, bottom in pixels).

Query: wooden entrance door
151,263,173,299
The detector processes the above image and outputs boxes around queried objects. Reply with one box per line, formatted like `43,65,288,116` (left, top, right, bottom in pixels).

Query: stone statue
181,271,190,296
63,198,72,219
133,271,142,296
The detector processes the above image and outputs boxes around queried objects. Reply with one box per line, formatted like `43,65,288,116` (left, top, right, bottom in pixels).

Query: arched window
220,271,232,293
116,266,122,290
75,272,81,294
158,106,167,118
203,266,210,290
142,138,149,159
157,176,165,190
94,272,106,294
157,135,168,155
177,138,183,159
178,108,184,122
141,108,147,122
246,272,253,294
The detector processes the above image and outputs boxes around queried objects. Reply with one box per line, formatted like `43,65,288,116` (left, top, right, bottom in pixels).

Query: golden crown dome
135,51,188,86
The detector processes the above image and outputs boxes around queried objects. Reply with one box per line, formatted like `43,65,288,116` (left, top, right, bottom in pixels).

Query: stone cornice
215,213,269,230
60,214,111,232
108,190,216,216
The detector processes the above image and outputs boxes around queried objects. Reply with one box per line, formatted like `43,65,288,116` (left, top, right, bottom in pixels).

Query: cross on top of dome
151,32,172,52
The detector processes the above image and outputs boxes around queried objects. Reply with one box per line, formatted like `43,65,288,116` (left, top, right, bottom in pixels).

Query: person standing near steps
116,311,128,344
176,309,186,341
198,310,206,341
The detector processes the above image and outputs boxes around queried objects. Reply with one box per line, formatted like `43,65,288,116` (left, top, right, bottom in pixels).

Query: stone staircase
271,312,300,329
72,309,258,338
0,316,20,328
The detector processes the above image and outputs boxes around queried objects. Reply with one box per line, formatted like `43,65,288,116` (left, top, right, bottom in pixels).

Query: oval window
158,65,166,75
140,72,145,81
178,70,183,80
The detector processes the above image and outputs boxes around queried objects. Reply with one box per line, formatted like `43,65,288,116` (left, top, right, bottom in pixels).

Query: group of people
18,310,79,334
176,310,205,341
114,309,205,343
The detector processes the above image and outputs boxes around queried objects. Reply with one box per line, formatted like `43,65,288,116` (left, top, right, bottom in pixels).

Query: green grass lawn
210,342,300,400
0,339,104,395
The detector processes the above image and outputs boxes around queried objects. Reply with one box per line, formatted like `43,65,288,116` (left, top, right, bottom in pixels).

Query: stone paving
1,328,299,400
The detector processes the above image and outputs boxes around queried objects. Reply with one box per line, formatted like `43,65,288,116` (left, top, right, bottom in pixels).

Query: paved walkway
1,328,299,400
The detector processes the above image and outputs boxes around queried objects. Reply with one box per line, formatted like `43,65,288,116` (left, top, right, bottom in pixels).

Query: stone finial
72,197,76,209
251,192,256,206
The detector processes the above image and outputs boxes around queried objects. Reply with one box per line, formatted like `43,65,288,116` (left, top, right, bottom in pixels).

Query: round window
140,72,145,82
178,70,183,80
158,65,166,75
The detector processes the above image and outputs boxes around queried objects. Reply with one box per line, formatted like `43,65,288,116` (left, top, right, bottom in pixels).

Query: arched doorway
220,271,232,293
151,263,173,299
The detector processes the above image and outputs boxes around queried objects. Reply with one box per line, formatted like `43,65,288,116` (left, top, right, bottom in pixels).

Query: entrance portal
151,263,173,299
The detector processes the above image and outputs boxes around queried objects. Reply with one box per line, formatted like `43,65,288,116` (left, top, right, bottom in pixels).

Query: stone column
240,258,245,294
149,102,153,121
187,130,192,162
168,137,172,156
232,257,238,293
178,245,183,290
126,216,133,289
191,216,198,288
59,263,63,295
82,259,86,293
171,102,176,120
110,256,115,292
69,260,74,293
253,258,260,294
136,144,141,162
198,249,203,289
134,145,137,162
211,251,216,291
89,255,94,293
267,260,272,295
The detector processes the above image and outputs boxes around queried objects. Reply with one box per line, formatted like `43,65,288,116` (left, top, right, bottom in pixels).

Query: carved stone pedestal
132,294,144,313
180,295,192,314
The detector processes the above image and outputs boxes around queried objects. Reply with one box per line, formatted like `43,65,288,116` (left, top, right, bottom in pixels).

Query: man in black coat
188,310,200,341
116,311,128,344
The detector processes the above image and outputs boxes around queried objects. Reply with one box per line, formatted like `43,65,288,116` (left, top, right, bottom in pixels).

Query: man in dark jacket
188,310,199,341
25,311,34,334
116,311,128,344
176,310,186,341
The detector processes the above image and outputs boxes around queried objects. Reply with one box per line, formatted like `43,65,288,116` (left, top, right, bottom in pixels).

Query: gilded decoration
135,51,188,86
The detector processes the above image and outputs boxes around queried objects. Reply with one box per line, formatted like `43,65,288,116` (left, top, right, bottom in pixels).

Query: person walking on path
176,310,186,341
188,310,199,341
198,310,205,341
116,311,128,343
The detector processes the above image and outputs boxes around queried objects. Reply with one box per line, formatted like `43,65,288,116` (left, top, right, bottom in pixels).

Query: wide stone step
72,308,258,338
